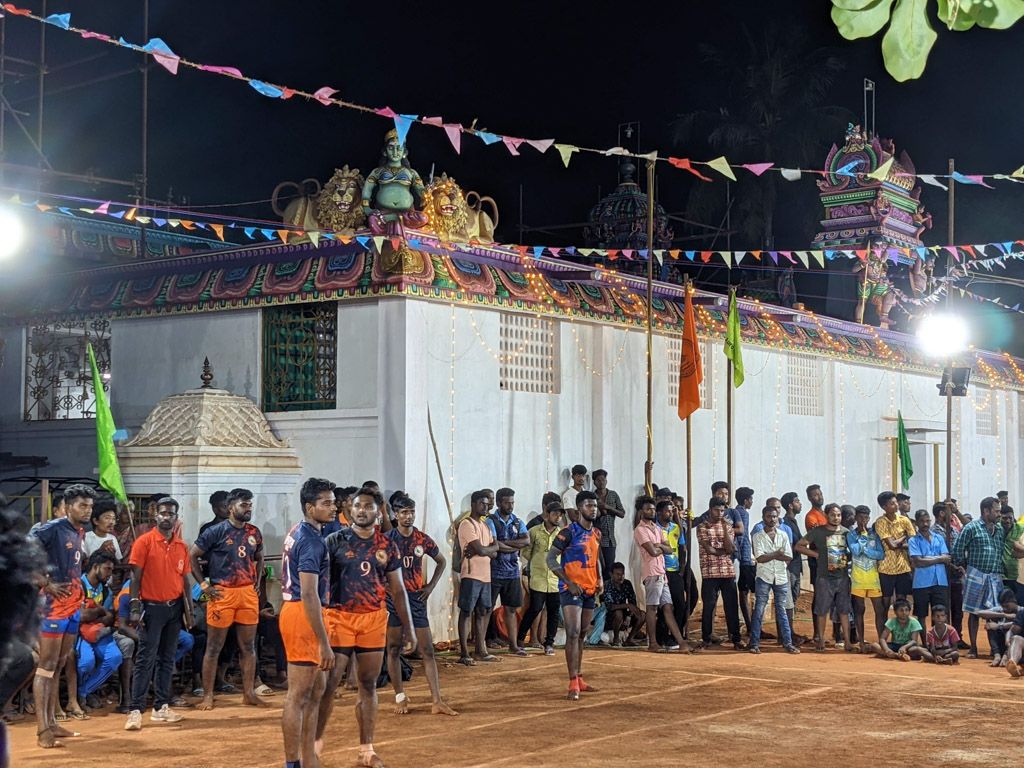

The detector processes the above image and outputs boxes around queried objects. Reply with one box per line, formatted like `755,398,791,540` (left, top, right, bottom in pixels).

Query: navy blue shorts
559,591,596,610
457,578,492,613
40,610,81,638
387,592,430,629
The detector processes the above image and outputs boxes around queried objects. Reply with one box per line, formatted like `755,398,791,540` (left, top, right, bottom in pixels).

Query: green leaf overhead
832,0,897,38
881,0,938,81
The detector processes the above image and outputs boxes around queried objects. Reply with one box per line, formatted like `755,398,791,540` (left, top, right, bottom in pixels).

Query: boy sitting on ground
602,563,645,647
873,598,932,662
925,605,960,665
976,589,1019,668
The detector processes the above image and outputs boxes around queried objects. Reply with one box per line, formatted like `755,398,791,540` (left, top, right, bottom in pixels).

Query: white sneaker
124,710,142,731
151,704,183,723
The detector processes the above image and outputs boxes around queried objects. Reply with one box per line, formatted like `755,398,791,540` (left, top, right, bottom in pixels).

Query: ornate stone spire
200,357,214,389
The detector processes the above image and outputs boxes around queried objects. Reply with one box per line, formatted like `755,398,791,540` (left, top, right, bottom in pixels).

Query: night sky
3,1,1024,350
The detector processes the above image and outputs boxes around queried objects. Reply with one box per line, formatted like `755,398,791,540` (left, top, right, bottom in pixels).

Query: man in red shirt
316,487,415,768
31,484,95,749
189,487,265,711
124,497,193,732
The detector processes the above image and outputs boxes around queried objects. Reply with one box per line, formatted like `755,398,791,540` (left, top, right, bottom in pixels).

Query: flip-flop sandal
67,710,89,720
254,684,274,696
457,656,476,667
476,654,501,662
54,712,69,722
511,649,529,657
216,683,238,693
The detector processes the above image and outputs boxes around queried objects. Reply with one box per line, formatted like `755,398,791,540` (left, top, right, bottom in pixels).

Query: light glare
0,208,25,260
916,312,968,358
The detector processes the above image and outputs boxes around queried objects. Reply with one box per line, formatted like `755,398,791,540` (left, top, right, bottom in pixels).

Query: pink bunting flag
443,124,462,154
548,247,561,258
526,138,554,154
80,31,114,42
375,106,397,118
422,116,444,127
313,87,338,106
198,64,244,79
503,137,524,156
741,162,774,176
93,201,110,216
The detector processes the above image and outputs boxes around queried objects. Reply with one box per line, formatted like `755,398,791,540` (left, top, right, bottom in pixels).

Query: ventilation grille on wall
667,337,711,409
786,354,824,416
499,313,559,393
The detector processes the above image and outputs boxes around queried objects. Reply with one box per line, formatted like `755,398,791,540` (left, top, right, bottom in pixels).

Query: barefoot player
317,487,416,768
385,494,457,716
546,490,603,701
31,484,95,748
280,478,336,768
189,487,266,710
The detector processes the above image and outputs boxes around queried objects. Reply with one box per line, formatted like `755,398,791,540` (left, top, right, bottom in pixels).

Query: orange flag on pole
677,282,702,420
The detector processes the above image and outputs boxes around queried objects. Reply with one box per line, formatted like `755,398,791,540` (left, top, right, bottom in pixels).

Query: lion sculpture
270,165,367,235
422,173,498,243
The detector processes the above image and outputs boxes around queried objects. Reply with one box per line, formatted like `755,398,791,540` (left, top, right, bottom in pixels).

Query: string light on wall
848,368,886,399
567,319,629,378
467,308,539,364
839,366,847,498
447,301,457,641
769,356,784,491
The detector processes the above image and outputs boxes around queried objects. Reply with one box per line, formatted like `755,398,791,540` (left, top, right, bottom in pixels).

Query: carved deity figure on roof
361,129,428,236
853,241,896,329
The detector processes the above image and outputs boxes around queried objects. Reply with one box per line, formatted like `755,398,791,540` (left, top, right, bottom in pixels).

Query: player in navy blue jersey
31,484,95,749
385,494,457,716
280,478,336,768
190,487,265,711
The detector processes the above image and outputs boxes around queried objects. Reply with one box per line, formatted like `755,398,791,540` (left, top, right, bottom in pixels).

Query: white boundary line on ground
459,684,834,768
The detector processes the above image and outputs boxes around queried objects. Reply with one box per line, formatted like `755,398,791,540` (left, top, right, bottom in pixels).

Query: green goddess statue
362,128,428,236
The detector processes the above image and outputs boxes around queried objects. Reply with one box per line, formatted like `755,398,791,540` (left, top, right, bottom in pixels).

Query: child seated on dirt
976,589,1019,668
871,598,932,661
924,605,960,665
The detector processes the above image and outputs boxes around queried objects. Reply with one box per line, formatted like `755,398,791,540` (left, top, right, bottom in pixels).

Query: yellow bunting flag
209,223,225,241
554,144,579,168
868,157,894,181
308,231,321,248
372,235,387,253
707,156,737,181
1013,165,1024,179
276,229,291,244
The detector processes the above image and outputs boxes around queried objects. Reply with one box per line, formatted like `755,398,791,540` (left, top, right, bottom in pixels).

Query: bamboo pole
644,158,655,495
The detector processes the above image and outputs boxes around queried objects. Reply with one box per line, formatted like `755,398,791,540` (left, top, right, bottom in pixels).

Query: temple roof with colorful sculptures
2,127,1022,390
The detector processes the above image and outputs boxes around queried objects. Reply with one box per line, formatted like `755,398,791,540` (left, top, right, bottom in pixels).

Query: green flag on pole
897,409,914,491
87,342,127,503
724,290,745,387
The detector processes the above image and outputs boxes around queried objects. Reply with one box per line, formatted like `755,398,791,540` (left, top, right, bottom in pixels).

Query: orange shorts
325,607,388,652
207,585,259,628
279,601,325,666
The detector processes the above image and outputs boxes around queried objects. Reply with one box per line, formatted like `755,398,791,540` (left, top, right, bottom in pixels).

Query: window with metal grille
786,354,824,416
975,387,997,436
24,319,111,421
667,337,710,409
262,303,337,412
498,313,559,393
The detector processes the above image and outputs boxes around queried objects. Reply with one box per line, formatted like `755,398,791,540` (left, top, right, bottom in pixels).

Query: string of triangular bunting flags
4,4,1023,186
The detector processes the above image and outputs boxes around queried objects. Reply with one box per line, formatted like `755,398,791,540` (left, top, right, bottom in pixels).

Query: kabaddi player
546,490,603,701
190,487,265,710
31,484,95,748
385,494,457,716
280,478,336,768
316,487,416,768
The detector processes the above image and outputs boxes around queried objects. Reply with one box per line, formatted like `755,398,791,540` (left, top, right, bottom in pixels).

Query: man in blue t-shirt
487,488,530,656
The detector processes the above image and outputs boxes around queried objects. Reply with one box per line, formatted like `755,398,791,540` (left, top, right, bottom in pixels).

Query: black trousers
701,577,741,644
949,580,964,638
130,599,182,711
599,546,617,582
518,590,561,647
912,585,948,626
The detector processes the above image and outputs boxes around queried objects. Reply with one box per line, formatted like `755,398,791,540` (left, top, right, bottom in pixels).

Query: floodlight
916,312,968,359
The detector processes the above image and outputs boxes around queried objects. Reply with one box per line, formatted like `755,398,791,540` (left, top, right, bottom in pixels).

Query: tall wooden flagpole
726,289,734,490
644,158,655,495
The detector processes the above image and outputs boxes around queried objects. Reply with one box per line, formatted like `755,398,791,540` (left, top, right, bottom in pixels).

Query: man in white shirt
750,506,800,654
561,465,588,514
84,498,123,561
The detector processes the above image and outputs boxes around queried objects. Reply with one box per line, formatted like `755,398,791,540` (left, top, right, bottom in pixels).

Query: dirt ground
10,605,1012,768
